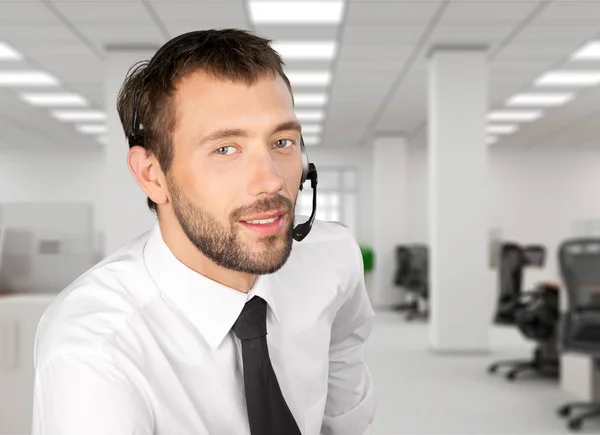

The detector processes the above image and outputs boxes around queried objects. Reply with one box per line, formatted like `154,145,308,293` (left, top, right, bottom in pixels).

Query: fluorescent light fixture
0,42,22,61
303,135,320,146
535,71,600,87
287,71,331,86
301,124,322,134
506,93,574,107
272,41,337,60
20,92,88,107
51,110,106,122
76,124,107,134
572,41,600,60
0,71,58,86
249,1,344,24
294,93,328,106
295,110,324,122
486,124,519,135
487,110,543,122
485,136,498,145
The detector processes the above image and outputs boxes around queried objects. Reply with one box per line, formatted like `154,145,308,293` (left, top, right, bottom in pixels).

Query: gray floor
367,311,600,435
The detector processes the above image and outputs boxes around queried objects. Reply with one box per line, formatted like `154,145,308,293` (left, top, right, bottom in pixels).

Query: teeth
245,216,278,225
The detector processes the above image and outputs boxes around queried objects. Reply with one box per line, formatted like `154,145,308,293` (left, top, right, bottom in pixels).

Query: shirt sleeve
31,352,155,435
321,238,376,435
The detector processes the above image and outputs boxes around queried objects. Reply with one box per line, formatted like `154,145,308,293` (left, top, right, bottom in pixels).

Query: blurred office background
3,0,600,433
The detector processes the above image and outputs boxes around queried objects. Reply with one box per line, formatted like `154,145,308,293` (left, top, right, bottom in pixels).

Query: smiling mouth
239,214,286,236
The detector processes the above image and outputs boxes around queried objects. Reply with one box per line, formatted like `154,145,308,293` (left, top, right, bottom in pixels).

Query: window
296,167,358,238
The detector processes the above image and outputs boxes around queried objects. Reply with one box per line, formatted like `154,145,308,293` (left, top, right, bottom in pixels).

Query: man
31,29,375,435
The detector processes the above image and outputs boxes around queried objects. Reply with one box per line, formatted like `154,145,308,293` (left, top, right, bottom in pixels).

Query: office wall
0,149,105,234
404,143,600,284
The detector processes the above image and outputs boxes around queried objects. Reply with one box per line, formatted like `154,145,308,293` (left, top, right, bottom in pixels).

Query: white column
428,46,492,352
104,46,158,255
371,136,408,309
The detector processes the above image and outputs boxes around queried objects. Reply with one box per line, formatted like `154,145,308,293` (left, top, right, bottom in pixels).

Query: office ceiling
1,0,600,151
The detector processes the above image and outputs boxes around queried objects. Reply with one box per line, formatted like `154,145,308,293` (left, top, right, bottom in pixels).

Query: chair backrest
523,244,546,267
559,238,600,311
494,242,525,324
558,238,600,355
498,243,525,300
406,245,428,296
394,246,412,286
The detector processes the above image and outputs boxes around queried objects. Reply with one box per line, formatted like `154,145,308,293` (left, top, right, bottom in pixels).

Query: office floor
367,311,600,435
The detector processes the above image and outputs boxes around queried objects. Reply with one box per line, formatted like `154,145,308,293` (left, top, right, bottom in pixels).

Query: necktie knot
232,296,267,340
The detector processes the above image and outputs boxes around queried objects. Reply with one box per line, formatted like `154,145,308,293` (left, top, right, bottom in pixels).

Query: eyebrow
196,120,303,148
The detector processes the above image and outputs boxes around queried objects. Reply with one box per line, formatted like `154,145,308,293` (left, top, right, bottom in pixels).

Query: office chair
392,246,418,312
488,244,561,380
556,238,600,431
403,245,428,321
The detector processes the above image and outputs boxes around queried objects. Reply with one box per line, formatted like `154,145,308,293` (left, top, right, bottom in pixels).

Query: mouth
239,210,287,236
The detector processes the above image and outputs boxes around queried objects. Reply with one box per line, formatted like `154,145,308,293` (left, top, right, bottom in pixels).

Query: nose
246,148,284,197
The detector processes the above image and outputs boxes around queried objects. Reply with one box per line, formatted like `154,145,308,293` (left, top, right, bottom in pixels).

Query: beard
166,175,295,275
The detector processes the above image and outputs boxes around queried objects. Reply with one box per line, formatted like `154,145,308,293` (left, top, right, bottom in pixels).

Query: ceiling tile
338,45,413,61
254,25,339,41
164,19,251,35
0,1,60,23
534,1,600,24
342,25,427,46
50,0,152,22
346,1,443,25
149,0,248,21
440,1,542,24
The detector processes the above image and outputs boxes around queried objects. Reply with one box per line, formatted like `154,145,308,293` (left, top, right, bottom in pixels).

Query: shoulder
34,231,155,368
290,215,363,288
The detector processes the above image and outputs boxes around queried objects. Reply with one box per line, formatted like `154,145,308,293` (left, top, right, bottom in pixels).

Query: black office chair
556,238,600,431
488,243,561,380
493,243,524,325
404,245,428,321
392,246,417,312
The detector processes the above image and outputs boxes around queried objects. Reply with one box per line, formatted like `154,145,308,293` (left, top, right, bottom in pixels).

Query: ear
127,146,168,207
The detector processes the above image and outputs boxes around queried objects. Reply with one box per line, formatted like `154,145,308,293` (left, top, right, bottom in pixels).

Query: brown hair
116,29,293,213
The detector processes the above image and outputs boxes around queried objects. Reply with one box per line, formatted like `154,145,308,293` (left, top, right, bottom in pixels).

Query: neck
157,215,257,293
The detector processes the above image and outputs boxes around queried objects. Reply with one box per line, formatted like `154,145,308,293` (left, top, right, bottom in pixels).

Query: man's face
164,71,303,275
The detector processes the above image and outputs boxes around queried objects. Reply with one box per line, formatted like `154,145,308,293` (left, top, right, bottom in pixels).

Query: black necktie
232,296,302,435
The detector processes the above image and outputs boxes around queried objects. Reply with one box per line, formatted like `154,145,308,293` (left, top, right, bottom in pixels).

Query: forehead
173,71,294,121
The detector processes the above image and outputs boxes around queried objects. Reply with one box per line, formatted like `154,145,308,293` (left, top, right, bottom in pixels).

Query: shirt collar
143,221,279,350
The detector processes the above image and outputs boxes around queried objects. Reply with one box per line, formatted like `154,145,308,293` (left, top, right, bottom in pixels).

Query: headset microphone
292,161,318,242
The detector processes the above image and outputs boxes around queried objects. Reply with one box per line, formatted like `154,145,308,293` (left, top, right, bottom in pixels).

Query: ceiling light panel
294,93,328,106
272,41,337,60
535,71,600,87
76,124,107,135
286,71,331,86
487,110,543,122
0,42,22,61
506,93,574,107
486,124,519,135
295,110,324,122
51,110,107,122
20,92,88,107
302,135,320,145
572,41,600,60
301,124,322,134
249,1,344,24
0,71,58,86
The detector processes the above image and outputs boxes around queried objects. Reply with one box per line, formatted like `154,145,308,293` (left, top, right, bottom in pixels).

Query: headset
127,30,318,242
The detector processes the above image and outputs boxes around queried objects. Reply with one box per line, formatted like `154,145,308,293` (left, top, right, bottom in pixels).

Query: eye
274,139,294,148
214,146,236,155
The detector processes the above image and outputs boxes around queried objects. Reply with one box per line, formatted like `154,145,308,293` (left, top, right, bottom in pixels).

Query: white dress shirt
31,216,376,435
